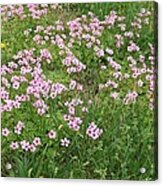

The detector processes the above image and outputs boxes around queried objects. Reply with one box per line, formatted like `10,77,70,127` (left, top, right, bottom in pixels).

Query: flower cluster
123,91,138,105
63,53,86,74
1,48,67,115
63,99,84,131
23,8,155,112
1,5,156,155
10,137,41,152
99,80,118,90
1,4,61,21
86,122,103,140
69,79,83,91
14,121,25,135
40,49,52,63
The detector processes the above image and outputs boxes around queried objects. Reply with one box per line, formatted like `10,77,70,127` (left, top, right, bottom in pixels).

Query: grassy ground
1,1,157,180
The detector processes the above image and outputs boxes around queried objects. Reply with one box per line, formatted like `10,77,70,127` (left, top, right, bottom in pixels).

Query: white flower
140,167,146,174
60,138,70,147
6,163,12,170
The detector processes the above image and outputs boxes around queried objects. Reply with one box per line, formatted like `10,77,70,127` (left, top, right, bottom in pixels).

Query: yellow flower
1,43,6,49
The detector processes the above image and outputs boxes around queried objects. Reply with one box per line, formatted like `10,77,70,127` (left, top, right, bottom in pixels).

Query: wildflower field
1,1,158,180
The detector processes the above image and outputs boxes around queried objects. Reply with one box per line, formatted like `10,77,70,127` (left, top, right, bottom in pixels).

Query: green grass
1,1,157,180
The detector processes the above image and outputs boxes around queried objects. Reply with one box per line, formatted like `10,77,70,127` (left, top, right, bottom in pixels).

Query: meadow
1,1,158,180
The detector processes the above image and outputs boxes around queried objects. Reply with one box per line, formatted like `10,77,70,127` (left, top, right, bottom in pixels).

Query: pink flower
68,117,83,131
33,137,41,146
96,49,104,57
17,121,24,128
115,34,124,48
60,138,70,147
29,144,36,152
127,42,140,52
86,122,103,140
2,128,10,137
20,140,30,151
106,48,114,55
0,89,9,100
13,81,20,89
123,91,138,105
110,92,119,100
139,55,145,63
14,121,24,135
86,42,92,48
37,108,46,115
124,31,133,38
68,106,75,115
48,130,57,139
76,84,83,91
69,80,77,90
10,141,19,150
63,114,71,121
12,100,21,109
40,49,52,63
